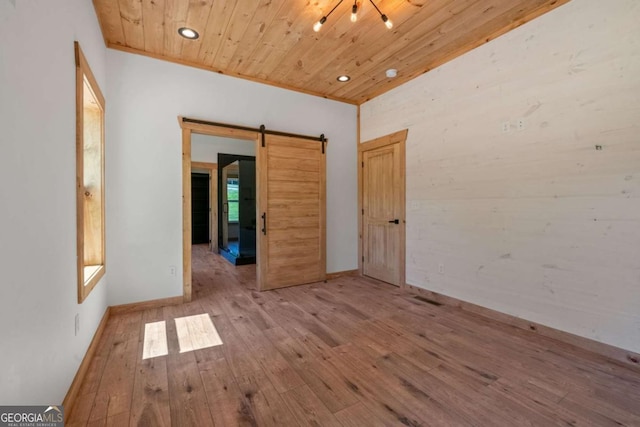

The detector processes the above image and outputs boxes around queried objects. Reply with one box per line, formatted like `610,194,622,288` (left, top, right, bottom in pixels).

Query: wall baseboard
110,295,183,316
62,307,110,424
326,269,360,280
64,295,183,421
404,283,640,372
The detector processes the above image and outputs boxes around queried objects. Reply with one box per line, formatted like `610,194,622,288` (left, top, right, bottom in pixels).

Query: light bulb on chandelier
313,0,393,32
313,17,326,32
381,14,393,29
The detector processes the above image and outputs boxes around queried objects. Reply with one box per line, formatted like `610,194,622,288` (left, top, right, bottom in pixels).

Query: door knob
388,219,399,224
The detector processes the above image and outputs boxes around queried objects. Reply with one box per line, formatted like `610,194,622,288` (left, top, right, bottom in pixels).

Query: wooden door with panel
360,130,406,287
258,134,326,290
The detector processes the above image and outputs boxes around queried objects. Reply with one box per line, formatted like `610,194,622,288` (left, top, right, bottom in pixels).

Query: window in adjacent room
75,41,105,303
227,177,239,222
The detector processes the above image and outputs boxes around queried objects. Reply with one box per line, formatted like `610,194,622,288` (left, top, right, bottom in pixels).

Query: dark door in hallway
218,153,257,265
191,172,210,244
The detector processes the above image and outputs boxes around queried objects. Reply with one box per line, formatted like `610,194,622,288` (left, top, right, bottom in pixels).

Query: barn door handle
261,213,267,235
388,219,399,224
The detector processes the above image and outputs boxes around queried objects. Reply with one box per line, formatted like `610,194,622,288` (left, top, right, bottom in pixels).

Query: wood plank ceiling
93,0,570,104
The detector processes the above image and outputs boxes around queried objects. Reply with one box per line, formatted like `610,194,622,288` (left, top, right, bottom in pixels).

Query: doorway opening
180,117,327,301
191,172,210,245
191,161,217,252
183,123,259,301
218,154,256,265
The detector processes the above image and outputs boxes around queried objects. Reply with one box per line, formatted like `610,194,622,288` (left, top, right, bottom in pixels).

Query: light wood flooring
68,245,640,426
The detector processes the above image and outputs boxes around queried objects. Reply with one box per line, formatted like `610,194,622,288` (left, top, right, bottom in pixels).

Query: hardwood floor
68,245,640,426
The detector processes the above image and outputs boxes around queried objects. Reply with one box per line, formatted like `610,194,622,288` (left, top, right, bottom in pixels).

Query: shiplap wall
361,0,640,353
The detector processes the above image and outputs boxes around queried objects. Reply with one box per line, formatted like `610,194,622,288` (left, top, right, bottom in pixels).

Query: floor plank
199,356,258,426
281,384,341,427
129,308,171,427
164,303,215,426
67,244,640,426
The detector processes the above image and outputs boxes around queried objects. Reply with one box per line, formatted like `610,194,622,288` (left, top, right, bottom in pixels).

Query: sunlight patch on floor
142,321,168,360
175,313,223,353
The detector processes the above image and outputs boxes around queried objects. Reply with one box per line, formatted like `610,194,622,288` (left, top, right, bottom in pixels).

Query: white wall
361,0,640,352
191,134,255,163
0,0,108,404
106,50,358,305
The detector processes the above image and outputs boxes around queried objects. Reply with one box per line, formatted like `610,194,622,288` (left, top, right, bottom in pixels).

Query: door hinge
362,256,364,262
361,161,364,168
260,124,266,147
320,134,326,154
361,209,364,215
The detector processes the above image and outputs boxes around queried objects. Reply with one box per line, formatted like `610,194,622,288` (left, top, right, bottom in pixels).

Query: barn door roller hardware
181,118,326,145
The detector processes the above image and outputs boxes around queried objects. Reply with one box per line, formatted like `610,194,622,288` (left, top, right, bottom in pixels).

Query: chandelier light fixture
313,0,393,32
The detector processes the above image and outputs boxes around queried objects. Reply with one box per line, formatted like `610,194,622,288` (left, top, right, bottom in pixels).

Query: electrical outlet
517,118,525,131
438,263,444,275
169,265,177,276
75,314,80,336
501,121,510,133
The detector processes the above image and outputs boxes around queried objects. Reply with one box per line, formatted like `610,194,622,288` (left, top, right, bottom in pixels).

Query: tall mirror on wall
218,154,256,265
190,133,256,266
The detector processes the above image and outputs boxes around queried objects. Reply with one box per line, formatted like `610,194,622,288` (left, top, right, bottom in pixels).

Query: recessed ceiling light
178,27,199,40
337,75,350,82
386,68,398,78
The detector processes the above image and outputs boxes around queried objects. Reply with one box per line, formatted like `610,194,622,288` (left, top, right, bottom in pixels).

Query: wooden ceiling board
142,0,165,53
308,0,470,97
181,0,216,63
276,0,412,87
94,0,125,46
194,0,236,65
252,5,323,81
118,0,144,48
226,0,289,73
210,2,259,70
332,0,514,100
95,0,572,104
241,1,321,78
162,0,189,57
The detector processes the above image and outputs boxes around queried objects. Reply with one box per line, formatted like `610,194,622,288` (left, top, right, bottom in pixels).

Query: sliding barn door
258,134,326,290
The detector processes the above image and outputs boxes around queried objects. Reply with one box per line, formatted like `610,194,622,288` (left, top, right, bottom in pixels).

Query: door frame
179,117,260,302
358,129,408,288
191,162,218,253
